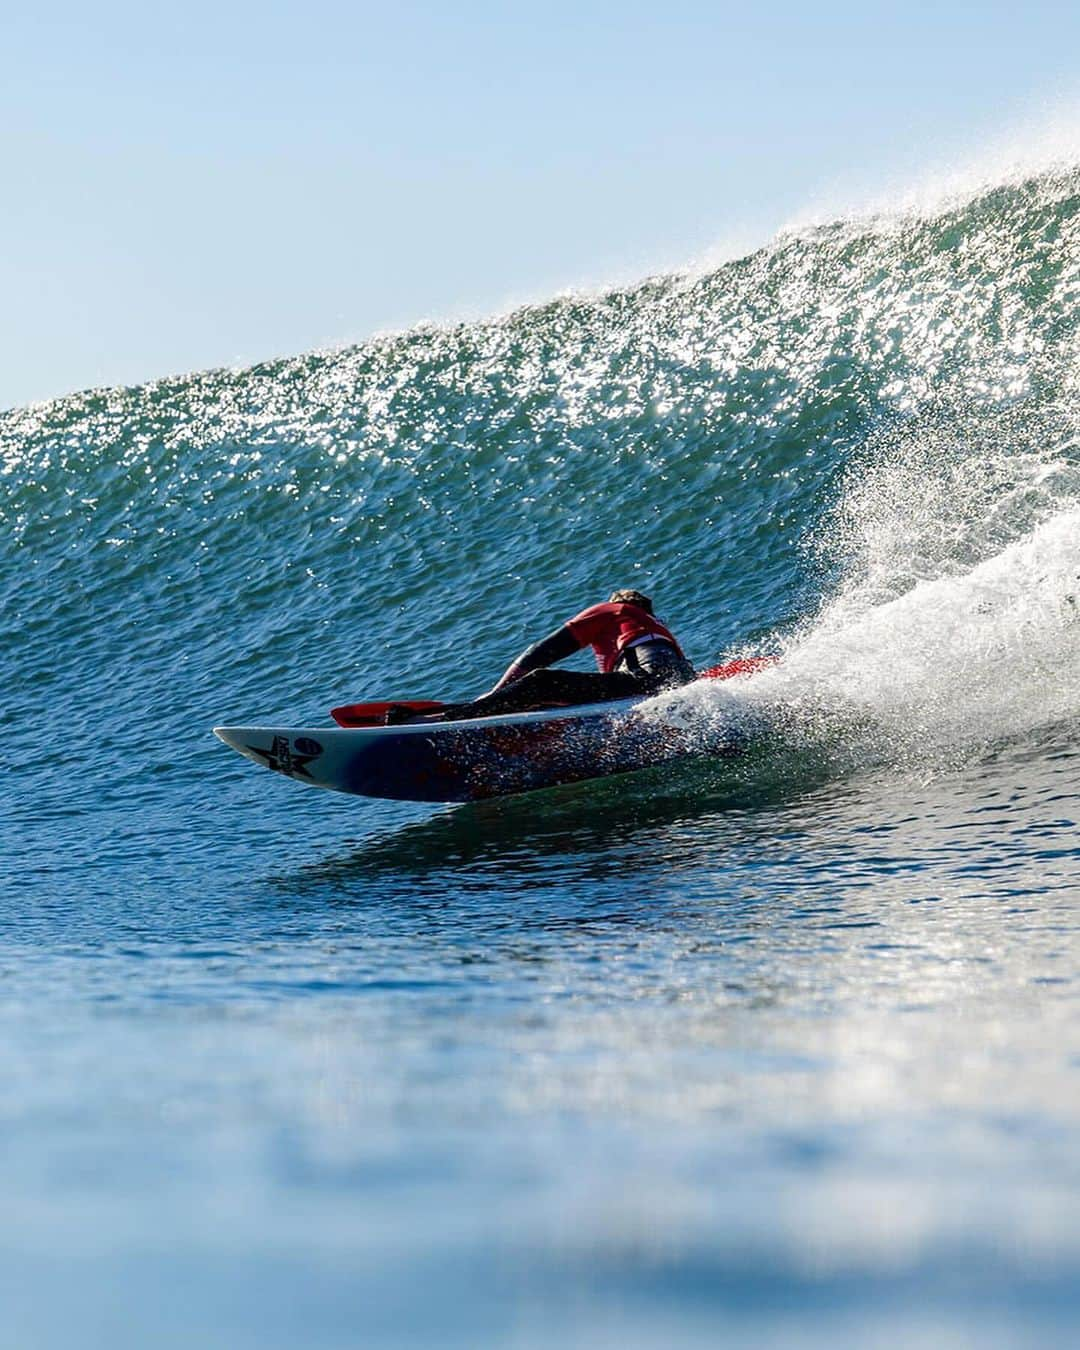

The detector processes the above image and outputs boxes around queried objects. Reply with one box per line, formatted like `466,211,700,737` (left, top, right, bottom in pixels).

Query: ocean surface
2,163,1079,1347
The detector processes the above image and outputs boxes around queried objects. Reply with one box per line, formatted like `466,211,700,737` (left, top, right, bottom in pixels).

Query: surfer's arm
486,625,581,693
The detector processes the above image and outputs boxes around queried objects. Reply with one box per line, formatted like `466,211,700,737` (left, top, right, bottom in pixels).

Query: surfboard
213,658,774,804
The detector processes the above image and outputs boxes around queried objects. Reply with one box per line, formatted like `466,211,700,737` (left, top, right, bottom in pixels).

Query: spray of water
653,492,1080,777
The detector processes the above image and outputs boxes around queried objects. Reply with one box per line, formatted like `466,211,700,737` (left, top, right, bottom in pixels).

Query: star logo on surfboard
248,734,318,780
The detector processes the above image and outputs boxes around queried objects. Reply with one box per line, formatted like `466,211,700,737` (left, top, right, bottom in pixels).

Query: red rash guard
565,602,686,674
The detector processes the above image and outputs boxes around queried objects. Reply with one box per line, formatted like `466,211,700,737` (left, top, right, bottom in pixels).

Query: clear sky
3,0,1078,410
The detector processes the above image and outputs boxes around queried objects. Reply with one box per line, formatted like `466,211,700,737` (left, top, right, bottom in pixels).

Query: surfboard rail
214,657,775,803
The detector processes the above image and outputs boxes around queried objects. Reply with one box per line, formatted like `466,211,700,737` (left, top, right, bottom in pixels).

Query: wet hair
609,588,654,613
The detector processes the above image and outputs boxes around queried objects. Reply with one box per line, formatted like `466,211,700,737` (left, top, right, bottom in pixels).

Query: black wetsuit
433,632,696,722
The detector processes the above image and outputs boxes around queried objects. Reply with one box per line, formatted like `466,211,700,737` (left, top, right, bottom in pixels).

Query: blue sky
3,0,1078,409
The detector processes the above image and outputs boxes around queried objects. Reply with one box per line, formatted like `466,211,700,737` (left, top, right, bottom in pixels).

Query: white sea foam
779,507,1078,750
653,491,1080,773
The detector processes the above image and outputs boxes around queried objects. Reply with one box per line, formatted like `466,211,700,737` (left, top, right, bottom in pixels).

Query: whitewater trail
653,484,1080,775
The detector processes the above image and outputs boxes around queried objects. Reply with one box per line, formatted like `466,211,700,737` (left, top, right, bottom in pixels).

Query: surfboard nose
212,726,270,763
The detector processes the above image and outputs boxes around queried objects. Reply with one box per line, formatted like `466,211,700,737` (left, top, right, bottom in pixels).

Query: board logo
294,737,323,757
247,734,319,780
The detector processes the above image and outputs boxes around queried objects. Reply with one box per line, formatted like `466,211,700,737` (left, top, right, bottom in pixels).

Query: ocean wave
2,165,1078,781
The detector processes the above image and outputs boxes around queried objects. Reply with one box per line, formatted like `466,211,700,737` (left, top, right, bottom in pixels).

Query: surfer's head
609,588,654,613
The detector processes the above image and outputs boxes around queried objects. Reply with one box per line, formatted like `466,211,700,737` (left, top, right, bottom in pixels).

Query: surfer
390,589,696,722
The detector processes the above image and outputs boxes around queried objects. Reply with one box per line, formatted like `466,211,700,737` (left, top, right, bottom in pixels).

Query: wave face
2,166,1079,808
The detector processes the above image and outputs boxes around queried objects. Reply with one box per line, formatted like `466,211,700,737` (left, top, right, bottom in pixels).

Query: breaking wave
2,160,1078,803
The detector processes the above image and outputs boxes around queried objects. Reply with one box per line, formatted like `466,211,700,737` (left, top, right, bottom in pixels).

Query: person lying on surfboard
386,589,696,723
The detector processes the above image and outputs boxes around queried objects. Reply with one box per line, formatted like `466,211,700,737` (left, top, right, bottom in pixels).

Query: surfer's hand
480,676,513,696
487,661,527,695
